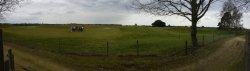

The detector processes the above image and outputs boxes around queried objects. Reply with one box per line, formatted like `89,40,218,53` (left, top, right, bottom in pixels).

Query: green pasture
2,25,234,70
3,25,231,56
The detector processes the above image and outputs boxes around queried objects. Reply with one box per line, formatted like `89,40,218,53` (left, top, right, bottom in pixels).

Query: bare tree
132,0,250,48
0,0,22,20
219,0,245,31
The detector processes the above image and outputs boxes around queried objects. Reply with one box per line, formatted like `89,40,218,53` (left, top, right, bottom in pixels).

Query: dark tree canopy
152,20,166,27
218,12,231,30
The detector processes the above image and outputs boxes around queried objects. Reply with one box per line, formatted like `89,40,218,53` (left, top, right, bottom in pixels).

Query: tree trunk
190,0,198,48
191,20,198,48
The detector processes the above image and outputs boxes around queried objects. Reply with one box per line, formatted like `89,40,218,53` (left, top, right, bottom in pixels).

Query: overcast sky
3,0,250,28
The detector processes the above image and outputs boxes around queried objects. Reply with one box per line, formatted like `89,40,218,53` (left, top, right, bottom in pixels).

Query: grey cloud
86,13,127,24
30,11,43,15
68,0,97,7
7,0,239,28
66,0,132,12
66,11,75,14
5,0,134,24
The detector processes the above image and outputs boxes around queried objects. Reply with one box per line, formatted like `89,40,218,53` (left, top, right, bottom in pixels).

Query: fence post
8,49,14,71
185,40,188,55
213,32,215,41
58,40,61,53
137,40,139,56
179,32,181,39
246,31,250,71
0,29,4,71
107,41,109,56
4,60,9,71
202,35,205,46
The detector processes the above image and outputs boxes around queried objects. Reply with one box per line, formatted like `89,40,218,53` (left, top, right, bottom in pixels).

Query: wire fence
245,31,250,71
1,29,15,71
3,33,233,57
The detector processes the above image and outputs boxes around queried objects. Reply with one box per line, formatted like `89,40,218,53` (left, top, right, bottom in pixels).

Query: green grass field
2,25,234,71
3,25,232,55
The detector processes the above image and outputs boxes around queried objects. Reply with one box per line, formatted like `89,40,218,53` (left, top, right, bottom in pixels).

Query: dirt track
4,45,75,71
4,36,246,71
171,36,245,71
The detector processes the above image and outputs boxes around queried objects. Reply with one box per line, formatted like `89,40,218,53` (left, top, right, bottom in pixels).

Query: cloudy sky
3,0,250,28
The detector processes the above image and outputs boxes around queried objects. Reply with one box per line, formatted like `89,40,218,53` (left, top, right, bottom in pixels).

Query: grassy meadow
2,25,234,70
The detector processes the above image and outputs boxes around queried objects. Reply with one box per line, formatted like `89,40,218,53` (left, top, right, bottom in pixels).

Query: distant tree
135,23,138,26
152,20,166,27
218,0,244,31
218,22,223,30
167,24,171,27
201,26,205,28
219,12,232,30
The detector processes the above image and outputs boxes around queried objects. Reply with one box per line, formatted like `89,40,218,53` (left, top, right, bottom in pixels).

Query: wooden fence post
245,31,250,71
137,40,139,56
8,49,14,71
0,29,4,71
107,41,109,56
58,40,62,53
4,60,9,71
179,32,181,39
213,32,215,41
202,35,205,46
185,40,188,55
